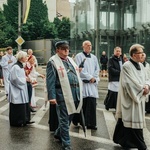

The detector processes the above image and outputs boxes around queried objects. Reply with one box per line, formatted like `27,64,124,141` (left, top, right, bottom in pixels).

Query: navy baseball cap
55,41,69,49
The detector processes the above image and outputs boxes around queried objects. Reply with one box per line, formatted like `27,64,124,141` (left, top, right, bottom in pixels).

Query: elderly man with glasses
46,41,83,150
113,44,150,150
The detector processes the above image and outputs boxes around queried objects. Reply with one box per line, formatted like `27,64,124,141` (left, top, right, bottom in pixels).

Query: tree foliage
53,17,70,40
3,0,18,31
23,0,49,40
0,0,71,48
0,9,17,47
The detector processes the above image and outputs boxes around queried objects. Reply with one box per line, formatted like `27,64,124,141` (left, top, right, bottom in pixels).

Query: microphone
79,58,86,68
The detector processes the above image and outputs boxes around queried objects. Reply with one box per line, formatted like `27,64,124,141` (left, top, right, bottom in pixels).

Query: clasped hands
90,77,96,83
143,84,150,95
8,60,13,64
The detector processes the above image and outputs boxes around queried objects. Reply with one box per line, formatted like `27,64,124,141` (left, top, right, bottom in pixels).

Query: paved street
0,66,150,150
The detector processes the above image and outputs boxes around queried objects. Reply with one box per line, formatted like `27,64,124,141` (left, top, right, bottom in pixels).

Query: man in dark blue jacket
46,41,83,150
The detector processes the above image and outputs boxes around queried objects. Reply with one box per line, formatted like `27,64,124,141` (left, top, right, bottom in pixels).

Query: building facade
0,0,6,10
69,0,150,60
46,0,71,21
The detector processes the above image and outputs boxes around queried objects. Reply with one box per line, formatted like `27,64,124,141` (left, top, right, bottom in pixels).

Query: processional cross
58,66,64,77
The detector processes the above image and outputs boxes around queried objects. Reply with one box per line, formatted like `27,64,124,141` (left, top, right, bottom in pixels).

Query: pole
75,0,78,54
18,0,21,51
95,0,100,58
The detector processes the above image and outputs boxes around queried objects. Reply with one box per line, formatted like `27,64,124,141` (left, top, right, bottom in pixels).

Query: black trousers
27,82,32,103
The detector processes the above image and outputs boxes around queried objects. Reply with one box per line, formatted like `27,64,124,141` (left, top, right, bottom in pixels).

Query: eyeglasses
134,52,144,54
60,47,69,51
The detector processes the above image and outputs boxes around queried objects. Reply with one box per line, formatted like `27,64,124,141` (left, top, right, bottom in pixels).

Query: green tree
3,0,56,41
24,0,49,40
3,0,18,31
0,9,17,47
41,21,57,39
54,17,71,40
2,0,71,44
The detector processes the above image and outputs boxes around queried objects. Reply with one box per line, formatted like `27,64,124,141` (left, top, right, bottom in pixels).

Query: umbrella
80,109,86,137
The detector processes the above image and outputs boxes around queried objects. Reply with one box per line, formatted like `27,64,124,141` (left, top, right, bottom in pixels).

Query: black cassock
104,90,118,110
145,96,150,113
9,103,30,127
113,118,147,150
72,97,96,127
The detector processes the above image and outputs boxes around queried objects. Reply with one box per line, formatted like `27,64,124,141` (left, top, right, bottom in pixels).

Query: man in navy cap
55,40,69,48
46,41,83,150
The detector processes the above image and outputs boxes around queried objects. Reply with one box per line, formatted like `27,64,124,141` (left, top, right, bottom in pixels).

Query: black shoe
26,121,35,124
10,123,26,127
54,135,62,142
87,126,97,130
105,106,109,111
146,110,150,114
62,145,72,150
30,107,36,112
72,121,78,126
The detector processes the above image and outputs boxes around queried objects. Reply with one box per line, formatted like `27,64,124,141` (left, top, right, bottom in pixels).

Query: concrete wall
23,39,52,64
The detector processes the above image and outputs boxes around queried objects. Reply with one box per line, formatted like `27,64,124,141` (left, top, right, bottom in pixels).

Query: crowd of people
46,41,150,150
0,41,150,150
0,47,45,126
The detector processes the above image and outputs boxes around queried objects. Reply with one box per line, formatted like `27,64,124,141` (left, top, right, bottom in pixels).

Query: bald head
102,51,106,55
82,40,92,54
27,49,33,55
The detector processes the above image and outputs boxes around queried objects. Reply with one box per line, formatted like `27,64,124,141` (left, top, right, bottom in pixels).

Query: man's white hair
82,40,91,46
16,51,27,60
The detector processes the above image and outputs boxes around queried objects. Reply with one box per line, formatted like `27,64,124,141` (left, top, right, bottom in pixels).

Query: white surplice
26,62,41,107
1,54,17,94
116,61,150,128
8,64,28,104
75,52,100,98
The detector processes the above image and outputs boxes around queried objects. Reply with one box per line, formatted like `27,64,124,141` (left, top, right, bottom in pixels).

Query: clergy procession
1,41,150,150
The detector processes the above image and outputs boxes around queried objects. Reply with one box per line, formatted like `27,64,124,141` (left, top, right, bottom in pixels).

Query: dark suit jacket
108,55,124,82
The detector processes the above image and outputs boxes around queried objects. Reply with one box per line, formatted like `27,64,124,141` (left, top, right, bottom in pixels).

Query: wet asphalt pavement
0,67,150,150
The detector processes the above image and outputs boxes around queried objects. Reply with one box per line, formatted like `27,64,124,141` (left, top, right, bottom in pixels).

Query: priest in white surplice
1,47,16,96
9,51,34,127
113,44,150,150
75,40,100,130
46,41,83,150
